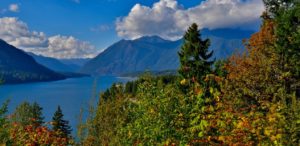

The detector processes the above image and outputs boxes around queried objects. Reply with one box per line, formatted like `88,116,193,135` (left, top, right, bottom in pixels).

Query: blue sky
0,0,264,58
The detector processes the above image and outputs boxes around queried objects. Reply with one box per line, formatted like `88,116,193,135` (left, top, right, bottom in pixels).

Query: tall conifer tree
178,23,214,86
31,102,44,127
52,106,72,138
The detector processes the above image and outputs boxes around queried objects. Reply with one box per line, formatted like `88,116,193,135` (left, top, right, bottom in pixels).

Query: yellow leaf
128,131,132,137
209,87,214,94
218,136,225,141
264,129,271,136
276,134,282,139
237,121,243,128
180,79,187,85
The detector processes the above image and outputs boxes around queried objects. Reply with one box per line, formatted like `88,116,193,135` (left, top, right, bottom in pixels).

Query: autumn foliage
0,0,299,145
77,1,300,145
0,102,74,146
9,122,73,146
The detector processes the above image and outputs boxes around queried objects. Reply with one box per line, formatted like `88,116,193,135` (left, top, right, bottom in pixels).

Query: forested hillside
77,1,300,145
0,39,65,84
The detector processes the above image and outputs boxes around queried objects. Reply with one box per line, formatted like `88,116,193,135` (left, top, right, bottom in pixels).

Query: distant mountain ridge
80,28,249,75
201,28,254,39
59,58,90,69
28,53,80,72
80,36,181,75
0,39,65,84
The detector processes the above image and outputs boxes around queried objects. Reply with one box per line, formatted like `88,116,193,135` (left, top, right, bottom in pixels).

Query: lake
0,76,131,135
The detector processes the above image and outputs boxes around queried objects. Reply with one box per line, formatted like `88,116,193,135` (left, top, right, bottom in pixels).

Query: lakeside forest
0,0,300,145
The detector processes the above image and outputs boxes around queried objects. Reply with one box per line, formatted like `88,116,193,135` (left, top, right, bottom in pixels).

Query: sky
0,0,265,59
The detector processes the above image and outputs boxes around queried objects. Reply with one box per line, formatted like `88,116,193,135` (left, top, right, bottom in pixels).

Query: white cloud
116,0,265,40
46,35,98,59
0,17,48,49
9,4,19,12
0,17,99,59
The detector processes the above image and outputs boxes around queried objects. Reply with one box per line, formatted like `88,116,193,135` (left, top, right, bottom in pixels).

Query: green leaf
198,131,204,137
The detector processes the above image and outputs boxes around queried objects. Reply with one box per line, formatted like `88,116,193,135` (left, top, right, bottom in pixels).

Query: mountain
0,39,66,84
80,36,181,75
80,30,246,76
59,58,90,67
28,53,80,72
59,58,90,72
201,28,254,39
207,36,245,59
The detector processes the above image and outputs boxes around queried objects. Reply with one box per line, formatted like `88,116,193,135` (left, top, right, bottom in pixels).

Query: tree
178,23,214,87
263,0,293,17
52,106,72,138
263,0,300,72
213,59,228,77
0,100,10,144
275,2,300,76
12,102,44,127
9,123,74,146
222,13,300,145
262,0,300,95
9,103,74,145
31,102,44,127
12,102,31,126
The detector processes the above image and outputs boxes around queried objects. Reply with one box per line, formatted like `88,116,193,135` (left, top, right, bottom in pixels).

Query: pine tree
178,23,214,87
31,102,44,127
52,106,72,138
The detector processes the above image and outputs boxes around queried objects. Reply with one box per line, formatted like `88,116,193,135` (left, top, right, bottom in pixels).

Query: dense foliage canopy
0,102,73,145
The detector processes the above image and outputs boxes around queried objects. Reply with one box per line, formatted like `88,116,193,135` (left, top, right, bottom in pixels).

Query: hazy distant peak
201,28,255,39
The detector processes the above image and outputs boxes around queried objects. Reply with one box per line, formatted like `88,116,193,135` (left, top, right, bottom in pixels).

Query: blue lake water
0,76,130,135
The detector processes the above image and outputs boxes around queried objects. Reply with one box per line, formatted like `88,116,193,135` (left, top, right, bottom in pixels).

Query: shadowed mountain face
80,29,247,76
80,36,183,75
0,39,65,84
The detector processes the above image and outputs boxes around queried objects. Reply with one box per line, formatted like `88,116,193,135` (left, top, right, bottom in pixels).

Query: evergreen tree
52,106,72,138
12,102,44,127
263,0,300,94
178,23,214,86
31,102,44,127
